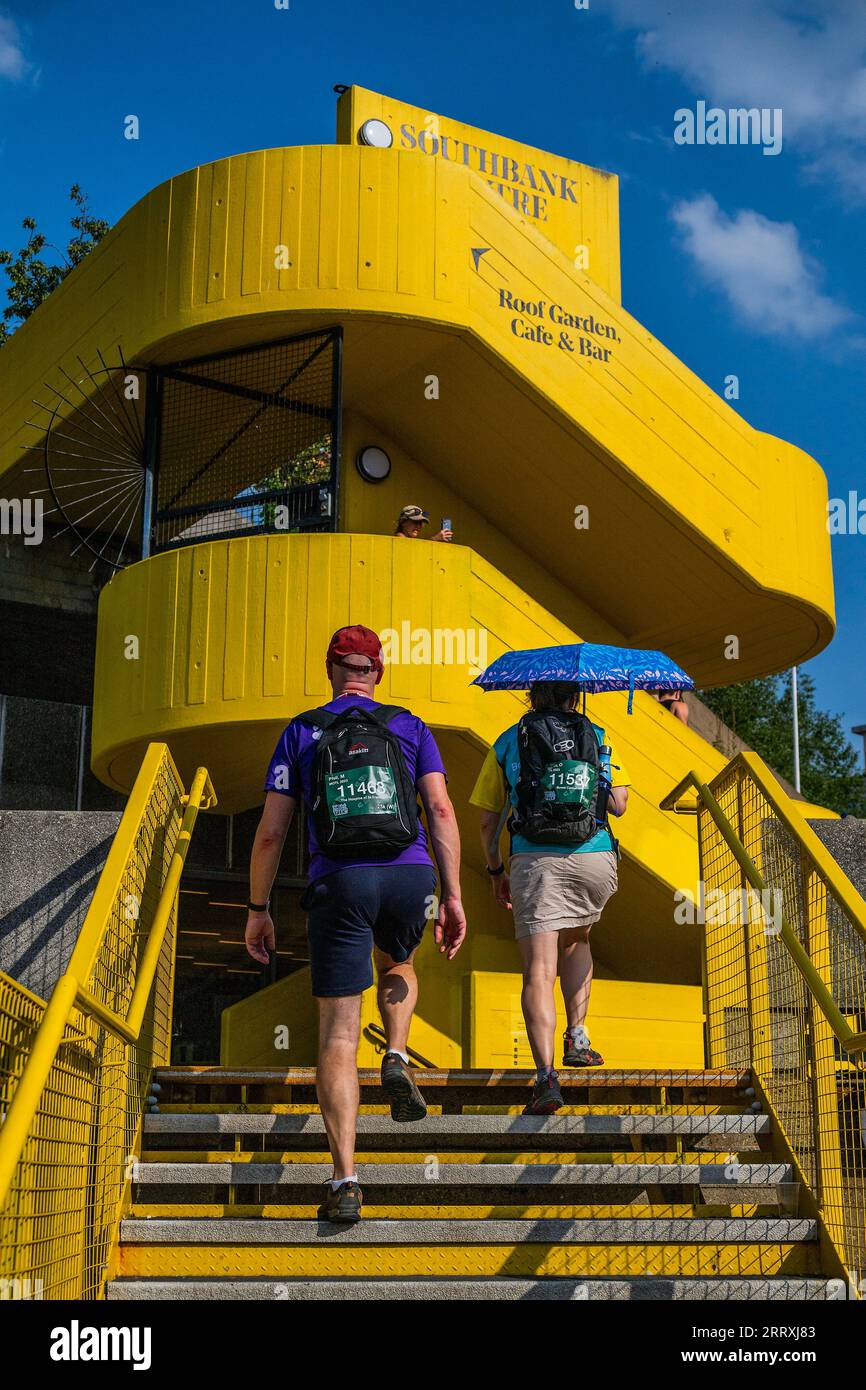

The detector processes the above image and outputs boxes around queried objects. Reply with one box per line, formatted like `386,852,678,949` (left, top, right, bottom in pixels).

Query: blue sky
1,0,863,754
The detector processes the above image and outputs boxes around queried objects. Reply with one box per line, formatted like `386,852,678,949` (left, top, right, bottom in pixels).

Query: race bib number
325,765,398,819
542,759,596,806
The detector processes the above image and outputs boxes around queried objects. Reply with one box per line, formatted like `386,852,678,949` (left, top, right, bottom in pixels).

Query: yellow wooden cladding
94,532,724,991
336,84,622,300
220,947,704,1071
0,141,833,684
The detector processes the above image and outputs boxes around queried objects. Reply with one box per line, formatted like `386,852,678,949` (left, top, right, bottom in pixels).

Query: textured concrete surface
0,810,121,996
809,817,866,900
143,1111,770,1137
156,1066,748,1087
133,1160,792,1187
107,1276,833,1301
119,1216,817,1244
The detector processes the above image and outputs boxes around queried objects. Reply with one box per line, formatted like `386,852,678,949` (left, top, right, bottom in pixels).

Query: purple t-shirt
264,694,446,881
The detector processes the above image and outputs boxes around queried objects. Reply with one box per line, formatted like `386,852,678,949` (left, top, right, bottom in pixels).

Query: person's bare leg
374,946,418,1054
558,925,594,1028
315,994,362,1180
517,933,560,1070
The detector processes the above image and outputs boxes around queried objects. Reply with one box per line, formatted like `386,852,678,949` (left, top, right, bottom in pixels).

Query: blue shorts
302,865,437,998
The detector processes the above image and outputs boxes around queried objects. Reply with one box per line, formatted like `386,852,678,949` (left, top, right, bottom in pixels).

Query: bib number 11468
326,764,398,818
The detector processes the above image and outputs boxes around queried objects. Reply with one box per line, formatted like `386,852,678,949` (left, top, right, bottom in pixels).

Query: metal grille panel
151,330,341,552
698,761,866,1283
0,747,184,1300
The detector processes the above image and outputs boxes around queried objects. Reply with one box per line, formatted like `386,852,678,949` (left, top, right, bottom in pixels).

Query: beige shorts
509,850,618,940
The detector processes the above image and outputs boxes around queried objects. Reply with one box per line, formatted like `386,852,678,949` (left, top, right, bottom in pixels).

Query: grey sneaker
381,1051,427,1122
562,1029,604,1067
523,1072,563,1116
317,1180,362,1223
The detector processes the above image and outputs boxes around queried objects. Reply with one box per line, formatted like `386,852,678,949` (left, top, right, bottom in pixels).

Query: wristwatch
486,863,506,877
247,899,270,912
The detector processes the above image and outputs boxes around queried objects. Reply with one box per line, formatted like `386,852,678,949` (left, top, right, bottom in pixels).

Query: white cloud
670,194,853,340
0,14,27,81
606,0,866,199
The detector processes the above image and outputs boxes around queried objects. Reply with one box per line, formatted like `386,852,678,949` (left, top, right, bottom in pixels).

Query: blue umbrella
472,642,694,712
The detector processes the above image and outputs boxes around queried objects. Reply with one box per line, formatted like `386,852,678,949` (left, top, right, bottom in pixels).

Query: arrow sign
471,247,491,272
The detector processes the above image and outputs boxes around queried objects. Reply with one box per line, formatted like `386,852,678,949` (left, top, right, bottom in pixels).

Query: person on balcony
394,504,453,542
244,624,466,1224
656,687,689,725
470,681,629,1114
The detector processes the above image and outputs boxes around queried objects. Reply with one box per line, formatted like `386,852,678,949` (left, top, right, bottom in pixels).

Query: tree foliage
699,672,866,816
0,186,109,346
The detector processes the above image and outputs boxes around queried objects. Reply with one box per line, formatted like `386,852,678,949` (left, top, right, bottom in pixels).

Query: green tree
257,435,333,529
0,185,109,346
699,672,866,816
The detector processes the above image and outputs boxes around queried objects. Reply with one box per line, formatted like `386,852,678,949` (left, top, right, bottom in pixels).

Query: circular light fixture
358,118,393,149
356,446,391,483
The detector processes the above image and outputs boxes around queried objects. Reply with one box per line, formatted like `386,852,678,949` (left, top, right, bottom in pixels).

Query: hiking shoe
381,1051,427,1122
317,1180,362,1224
523,1072,563,1116
562,1030,604,1067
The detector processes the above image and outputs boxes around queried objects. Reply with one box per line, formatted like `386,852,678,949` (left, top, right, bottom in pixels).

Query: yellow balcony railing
662,752,866,1288
0,743,215,1300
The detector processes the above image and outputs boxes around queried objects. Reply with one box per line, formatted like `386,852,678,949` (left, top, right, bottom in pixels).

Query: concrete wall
809,817,866,900
0,526,103,706
0,810,121,998
0,525,102,617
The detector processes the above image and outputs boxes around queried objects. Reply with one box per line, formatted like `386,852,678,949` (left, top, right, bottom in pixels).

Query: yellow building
0,85,838,1071
4,84,866,1305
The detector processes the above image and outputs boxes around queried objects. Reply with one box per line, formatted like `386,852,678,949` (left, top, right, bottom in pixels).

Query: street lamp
791,667,801,793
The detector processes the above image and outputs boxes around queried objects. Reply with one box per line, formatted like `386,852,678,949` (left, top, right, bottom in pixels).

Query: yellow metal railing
662,751,866,1287
0,743,215,1300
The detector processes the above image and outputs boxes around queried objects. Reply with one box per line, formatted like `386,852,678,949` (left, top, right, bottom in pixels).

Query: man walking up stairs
244,625,466,1223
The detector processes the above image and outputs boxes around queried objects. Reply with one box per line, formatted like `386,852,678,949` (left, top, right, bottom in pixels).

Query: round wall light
358,118,393,149
356,446,392,483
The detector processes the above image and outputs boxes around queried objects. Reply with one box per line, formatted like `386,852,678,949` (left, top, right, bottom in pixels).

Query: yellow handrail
663,749,866,1284
661,758,866,1055
0,750,216,1213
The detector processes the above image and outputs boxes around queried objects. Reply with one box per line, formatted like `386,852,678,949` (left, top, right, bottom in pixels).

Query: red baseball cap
326,624,384,682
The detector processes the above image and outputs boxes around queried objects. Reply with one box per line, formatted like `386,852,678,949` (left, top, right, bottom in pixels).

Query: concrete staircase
108,1068,830,1301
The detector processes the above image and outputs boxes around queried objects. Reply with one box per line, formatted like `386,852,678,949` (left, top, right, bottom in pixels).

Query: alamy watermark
49,1320,151,1369
1,1276,44,1300
675,882,783,934
380,622,488,675
0,497,43,545
674,101,783,156
827,491,866,535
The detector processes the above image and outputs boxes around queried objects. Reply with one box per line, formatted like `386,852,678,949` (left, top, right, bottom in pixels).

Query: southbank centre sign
337,85,622,302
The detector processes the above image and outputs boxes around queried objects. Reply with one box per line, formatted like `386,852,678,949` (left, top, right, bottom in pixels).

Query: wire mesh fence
151,329,341,552
0,746,184,1300
700,759,866,1284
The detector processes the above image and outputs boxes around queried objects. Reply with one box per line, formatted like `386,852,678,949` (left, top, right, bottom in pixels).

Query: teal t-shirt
491,722,619,856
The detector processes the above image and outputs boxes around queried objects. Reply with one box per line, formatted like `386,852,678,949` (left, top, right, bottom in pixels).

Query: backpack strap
294,704,409,730
294,707,338,730
360,704,409,727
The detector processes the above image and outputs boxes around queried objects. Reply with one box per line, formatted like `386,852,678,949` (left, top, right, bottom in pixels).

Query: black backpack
297,704,420,858
512,709,607,847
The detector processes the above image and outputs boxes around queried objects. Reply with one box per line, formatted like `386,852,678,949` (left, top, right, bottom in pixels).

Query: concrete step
153,1068,753,1111
133,1159,792,1189
155,1068,750,1089
107,1275,832,1301
120,1216,816,1244
143,1112,770,1139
